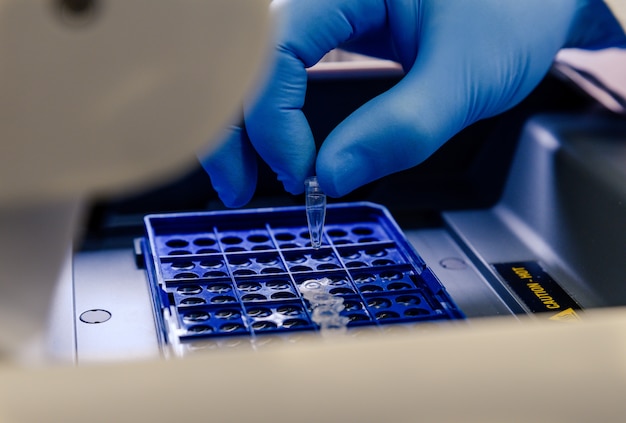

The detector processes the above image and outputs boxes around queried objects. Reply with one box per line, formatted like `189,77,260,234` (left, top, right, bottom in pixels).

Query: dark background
80,69,598,250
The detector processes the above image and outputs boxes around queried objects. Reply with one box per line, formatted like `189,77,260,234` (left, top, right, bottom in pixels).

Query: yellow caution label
493,262,583,320
549,307,581,322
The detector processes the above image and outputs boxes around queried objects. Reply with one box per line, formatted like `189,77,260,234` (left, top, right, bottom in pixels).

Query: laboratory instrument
305,176,326,249
69,56,626,365
301,278,350,334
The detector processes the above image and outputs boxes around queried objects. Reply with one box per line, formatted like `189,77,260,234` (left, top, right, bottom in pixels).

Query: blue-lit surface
143,202,464,343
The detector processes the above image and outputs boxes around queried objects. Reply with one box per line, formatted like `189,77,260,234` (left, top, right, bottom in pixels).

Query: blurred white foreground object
0,0,270,360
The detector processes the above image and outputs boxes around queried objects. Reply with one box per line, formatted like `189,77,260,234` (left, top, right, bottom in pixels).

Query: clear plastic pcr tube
305,176,326,249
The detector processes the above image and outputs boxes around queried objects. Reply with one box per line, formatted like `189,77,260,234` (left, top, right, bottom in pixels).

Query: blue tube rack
143,202,464,345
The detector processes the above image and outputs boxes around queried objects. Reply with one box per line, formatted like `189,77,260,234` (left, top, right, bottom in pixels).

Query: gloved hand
201,0,626,207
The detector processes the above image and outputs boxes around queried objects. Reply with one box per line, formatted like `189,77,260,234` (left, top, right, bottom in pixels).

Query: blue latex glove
201,0,626,207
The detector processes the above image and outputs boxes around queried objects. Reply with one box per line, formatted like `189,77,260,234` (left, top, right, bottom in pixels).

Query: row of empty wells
175,289,444,340
168,267,429,308
154,223,393,256
159,242,410,280
177,302,316,340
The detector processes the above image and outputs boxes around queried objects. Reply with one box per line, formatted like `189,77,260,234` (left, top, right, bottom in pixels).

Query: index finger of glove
244,0,388,195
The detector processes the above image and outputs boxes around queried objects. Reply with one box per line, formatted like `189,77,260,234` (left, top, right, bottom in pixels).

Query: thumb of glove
316,0,626,198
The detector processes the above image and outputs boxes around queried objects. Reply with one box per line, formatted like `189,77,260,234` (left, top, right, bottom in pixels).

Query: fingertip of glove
283,181,305,196
210,176,256,208
218,191,251,209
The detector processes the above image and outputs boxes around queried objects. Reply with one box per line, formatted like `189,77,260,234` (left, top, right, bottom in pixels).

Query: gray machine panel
73,249,160,363
405,228,517,319
445,114,626,311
